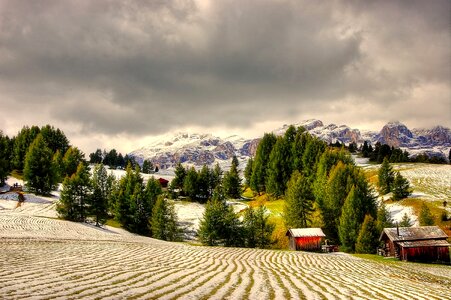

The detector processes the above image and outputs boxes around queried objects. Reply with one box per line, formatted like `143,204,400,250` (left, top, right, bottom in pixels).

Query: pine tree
378,157,394,195
89,149,103,164
0,131,11,185
39,125,69,155
198,165,211,202
266,137,291,197
52,150,64,182
419,203,435,226
89,164,113,226
151,196,180,241
142,160,153,174
338,186,360,252
253,205,275,248
12,125,40,171
62,147,85,178
376,202,394,234
392,171,411,200
113,164,144,231
244,157,253,187
399,212,413,227
355,215,379,254
198,198,243,247
184,167,199,200
284,171,314,228
171,163,186,192
57,163,91,221
223,156,241,199
23,134,57,195
250,133,276,193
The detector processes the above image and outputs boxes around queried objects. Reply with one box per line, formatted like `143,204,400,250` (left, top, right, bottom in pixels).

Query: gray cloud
0,0,449,152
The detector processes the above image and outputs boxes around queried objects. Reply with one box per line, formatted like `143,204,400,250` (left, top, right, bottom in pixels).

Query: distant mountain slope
129,120,450,169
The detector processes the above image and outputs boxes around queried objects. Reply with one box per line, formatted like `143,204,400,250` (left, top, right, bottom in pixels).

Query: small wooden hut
158,178,169,188
286,228,326,251
379,226,450,263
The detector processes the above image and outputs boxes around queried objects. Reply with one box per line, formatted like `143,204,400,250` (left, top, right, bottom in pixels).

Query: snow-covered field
1,182,451,299
1,211,451,300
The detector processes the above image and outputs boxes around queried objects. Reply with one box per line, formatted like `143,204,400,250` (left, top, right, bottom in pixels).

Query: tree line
0,125,85,194
57,162,180,240
244,125,401,253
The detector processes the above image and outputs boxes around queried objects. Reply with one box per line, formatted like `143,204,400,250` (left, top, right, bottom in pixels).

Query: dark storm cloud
0,0,449,145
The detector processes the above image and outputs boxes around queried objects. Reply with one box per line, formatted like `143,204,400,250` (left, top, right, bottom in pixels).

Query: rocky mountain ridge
129,120,450,169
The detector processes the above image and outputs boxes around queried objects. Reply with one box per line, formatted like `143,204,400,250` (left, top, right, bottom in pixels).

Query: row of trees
198,198,274,248
88,148,139,169
244,126,384,253
0,125,86,195
57,162,180,241
170,156,241,202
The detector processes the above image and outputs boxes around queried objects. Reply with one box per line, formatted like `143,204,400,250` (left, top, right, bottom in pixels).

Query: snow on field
399,164,451,201
385,202,418,226
1,215,450,300
1,178,451,299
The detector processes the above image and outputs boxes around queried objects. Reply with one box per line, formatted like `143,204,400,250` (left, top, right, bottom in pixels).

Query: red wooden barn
158,178,169,188
286,228,326,251
380,226,450,264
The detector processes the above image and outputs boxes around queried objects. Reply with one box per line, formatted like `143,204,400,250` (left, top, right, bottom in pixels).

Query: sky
0,0,450,155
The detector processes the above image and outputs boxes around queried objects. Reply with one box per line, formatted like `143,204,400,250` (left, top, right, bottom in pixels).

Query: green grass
352,254,399,264
105,219,122,228
10,170,23,180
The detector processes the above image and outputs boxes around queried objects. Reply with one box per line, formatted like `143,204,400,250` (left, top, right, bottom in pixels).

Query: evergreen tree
151,196,180,241
338,186,360,252
361,141,370,158
198,198,243,247
291,129,308,172
355,215,379,254
113,164,144,230
376,202,394,234
223,156,241,199
142,159,153,174
52,150,64,182
378,157,394,195
211,163,222,194
39,125,69,155
89,149,103,164
57,163,91,221
12,125,40,171
301,136,325,179
184,167,199,200
284,171,314,228
399,212,413,227
0,131,11,185
266,137,291,197
419,203,435,226
89,164,113,226
250,133,276,193
23,134,57,195
143,177,162,215
244,157,253,187
63,147,85,178
243,205,275,248
197,165,212,202
392,171,411,200
171,163,186,192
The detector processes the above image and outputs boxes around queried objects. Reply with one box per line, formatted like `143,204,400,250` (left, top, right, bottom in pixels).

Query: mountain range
129,120,451,169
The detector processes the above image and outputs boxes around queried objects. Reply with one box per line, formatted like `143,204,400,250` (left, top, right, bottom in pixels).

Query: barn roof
380,226,449,242
397,240,451,248
286,228,326,238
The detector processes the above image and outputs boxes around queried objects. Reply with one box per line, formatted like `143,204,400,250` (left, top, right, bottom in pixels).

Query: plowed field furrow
1,214,451,300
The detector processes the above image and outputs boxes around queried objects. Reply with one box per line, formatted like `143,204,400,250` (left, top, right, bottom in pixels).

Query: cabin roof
286,228,326,238
397,239,451,248
380,226,449,242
